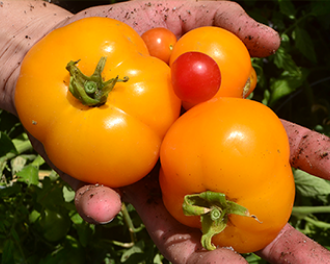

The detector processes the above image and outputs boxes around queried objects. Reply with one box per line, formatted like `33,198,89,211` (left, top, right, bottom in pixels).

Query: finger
256,223,330,264
75,184,122,224
28,133,122,224
121,168,247,264
69,0,280,57
0,0,73,115
281,120,330,180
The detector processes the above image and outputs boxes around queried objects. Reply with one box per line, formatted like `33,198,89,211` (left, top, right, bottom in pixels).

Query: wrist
0,0,72,115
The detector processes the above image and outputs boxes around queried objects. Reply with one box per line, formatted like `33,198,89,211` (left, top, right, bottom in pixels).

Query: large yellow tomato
159,97,295,253
170,26,252,108
15,17,181,188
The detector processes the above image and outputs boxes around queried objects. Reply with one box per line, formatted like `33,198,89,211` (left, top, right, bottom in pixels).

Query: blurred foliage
238,0,330,134
1,0,330,263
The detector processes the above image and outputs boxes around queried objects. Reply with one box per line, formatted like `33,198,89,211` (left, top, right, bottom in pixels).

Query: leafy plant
1,0,330,263
0,109,166,264
239,0,330,131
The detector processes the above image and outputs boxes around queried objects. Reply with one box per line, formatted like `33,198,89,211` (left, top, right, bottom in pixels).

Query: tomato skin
159,97,295,253
171,52,221,105
15,17,181,188
170,26,252,101
141,27,177,64
243,67,257,98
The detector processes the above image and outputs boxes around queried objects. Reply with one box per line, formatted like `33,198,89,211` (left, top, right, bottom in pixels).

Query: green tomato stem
182,190,261,251
65,57,129,106
303,216,330,229
292,206,330,217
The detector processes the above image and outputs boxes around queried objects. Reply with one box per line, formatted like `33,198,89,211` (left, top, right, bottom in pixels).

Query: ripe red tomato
141,27,177,64
171,52,221,106
170,27,251,101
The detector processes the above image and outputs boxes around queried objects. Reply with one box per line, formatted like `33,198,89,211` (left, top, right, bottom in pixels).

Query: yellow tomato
159,97,295,253
170,26,252,108
15,17,181,188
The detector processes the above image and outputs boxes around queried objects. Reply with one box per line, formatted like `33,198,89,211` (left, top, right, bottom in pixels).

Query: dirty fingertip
75,184,122,224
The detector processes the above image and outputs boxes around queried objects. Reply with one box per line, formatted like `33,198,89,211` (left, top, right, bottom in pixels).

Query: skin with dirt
1,1,330,263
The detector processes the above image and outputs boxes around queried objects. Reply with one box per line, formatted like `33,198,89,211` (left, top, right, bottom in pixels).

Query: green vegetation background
1,0,330,263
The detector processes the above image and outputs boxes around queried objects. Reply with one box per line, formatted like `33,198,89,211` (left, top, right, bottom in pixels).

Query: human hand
1,1,330,263
121,121,330,264
0,0,281,224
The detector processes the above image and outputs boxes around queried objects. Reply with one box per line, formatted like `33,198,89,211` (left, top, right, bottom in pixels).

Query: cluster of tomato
142,26,257,107
142,26,295,253
15,17,295,254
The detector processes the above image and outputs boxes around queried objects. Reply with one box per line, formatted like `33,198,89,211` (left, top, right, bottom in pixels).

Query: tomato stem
183,191,261,251
66,57,129,106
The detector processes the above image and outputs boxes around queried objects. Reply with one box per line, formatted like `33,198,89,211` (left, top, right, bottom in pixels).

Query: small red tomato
141,27,177,64
171,52,221,106
171,51,221,105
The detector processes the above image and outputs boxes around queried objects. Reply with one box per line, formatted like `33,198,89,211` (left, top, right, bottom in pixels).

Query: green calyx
66,57,129,107
182,191,261,251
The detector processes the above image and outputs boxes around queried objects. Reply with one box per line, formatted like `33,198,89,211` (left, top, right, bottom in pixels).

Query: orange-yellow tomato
170,27,252,106
15,17,181,188
141,27,177,64
159,97,295,253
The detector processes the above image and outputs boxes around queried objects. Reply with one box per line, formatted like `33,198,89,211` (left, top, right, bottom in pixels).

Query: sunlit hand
1,1,330,263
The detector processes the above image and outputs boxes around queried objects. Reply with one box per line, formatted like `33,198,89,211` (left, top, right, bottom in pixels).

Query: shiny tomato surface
159,97,295,253
15,17,181,188
170,27,252,105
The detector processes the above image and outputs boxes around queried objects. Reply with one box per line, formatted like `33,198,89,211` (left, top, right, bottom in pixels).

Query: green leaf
0,131,17,157
16,164,39,186
262,89,271,106
39,209,71,242
244,253,267,264
273,45,300,74
312,1,330,29
294,169,330,203
0,110,21,136
11,156,28,176
0,184,22,198
278,0,296,19
0,156,7,176
269,69,308,106
120,240,144,263
153,253,164,264
36,177,66,210
32,155,45,167
29,210,41,223
63,185,75,202
38,238,85,264
280,33,290,43
0,219,11,233
71,212,84,225
12,133,32,154
74,222,93,247
311,1,330,17
2,239,15,264
294,27,317,63
10,228,21,245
